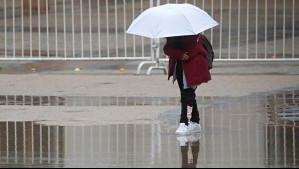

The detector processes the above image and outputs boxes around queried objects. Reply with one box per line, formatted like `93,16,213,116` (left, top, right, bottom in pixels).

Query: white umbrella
126,3,219,39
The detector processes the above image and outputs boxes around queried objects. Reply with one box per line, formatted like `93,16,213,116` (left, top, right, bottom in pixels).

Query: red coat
163,34,211,87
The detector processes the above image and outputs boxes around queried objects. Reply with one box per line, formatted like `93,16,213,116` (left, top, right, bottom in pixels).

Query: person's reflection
177,134,200,168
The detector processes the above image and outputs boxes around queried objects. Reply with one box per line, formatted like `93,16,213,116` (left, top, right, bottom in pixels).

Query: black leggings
176,60,200,125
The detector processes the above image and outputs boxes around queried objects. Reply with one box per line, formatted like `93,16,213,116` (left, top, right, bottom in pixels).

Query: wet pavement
0,85,298,168
0,61,299,168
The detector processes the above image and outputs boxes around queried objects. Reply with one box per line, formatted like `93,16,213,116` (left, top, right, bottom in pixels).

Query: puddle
0,88,299,167
0,121,298,168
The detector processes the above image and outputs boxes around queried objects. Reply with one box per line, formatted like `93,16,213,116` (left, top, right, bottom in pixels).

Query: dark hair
166,36,184,49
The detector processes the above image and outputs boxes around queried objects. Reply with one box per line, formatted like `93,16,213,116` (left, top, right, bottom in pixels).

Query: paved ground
0,60,299,125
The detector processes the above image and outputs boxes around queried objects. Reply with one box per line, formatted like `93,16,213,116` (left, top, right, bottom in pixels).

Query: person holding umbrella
163,33,211,135
126,3,218,135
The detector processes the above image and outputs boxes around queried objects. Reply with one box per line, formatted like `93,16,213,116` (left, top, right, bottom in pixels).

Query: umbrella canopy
126,3,219,39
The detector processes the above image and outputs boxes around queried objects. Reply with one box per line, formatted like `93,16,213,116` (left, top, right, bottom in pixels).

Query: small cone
74,68,81,72
119,67,125,73
31,67,36,72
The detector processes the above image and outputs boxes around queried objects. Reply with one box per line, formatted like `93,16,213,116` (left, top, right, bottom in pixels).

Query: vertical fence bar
257,97,262,163
23,122,26,163
63,0,67,58
90,126,94,164
283,125,287,166
123,0,127,58
237,0,240,59
89,0,93,58
265,125,269,165
255,0,258,59
30,0,32,58
140,0,144,58
80,0,84,58
132,0,136,58
40,124,43,162
14,122,17,163
228,0,232,58
220,105,224,164
106,0,110,58
38,0,41,58
97,0,102,58
275,126,278,166
274,0,277,58
71,0,75,58
293,127,296,165
55,0,58,58
21,0,24,58
283,0,286,59
31,121,34,163
229,118,233,165
246,0,249,59
29,0,32,58
46,0,49,58
12,0,15,58
114,0,118,57
248,119,251,165
56,126,59,163
219,0,222,59
265,0,268,59
73,127,76,161
292,0,295,59
210,0,214,45
6,122,9,162
48,126,50,163
4,0,7,59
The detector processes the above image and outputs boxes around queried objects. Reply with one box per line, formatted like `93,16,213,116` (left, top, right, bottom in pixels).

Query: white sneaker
188,122,201,133
175,123,190,135
176,135,188,146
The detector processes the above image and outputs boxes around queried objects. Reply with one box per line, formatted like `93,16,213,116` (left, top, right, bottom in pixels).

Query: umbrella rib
175,8,197,34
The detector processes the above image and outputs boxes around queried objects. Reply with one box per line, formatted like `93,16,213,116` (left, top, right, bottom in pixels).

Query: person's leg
175,61,191,134
191,96,200,124
181,88,197,122
176,61,189,126
182,88,201,133
175,61,201,134
176,61,200,125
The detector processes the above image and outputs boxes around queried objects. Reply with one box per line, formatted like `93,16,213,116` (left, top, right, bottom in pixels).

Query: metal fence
0,0,298,61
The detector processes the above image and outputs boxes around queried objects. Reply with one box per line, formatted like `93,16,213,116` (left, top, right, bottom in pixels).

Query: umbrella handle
151,39,160,65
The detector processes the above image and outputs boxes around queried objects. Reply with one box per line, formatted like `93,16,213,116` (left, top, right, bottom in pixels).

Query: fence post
136,0,167,75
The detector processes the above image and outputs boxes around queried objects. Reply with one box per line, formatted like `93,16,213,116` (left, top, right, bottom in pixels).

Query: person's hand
182,52,190,60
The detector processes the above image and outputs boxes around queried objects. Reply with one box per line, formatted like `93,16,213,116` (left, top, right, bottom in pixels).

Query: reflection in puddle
0,95,228,107
0,122,181,168
266,89,299,124
0,121,298,168
266,125,298,167
176,134,201,168
0,88,298,167
0,95,66,106
0,122,64,167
